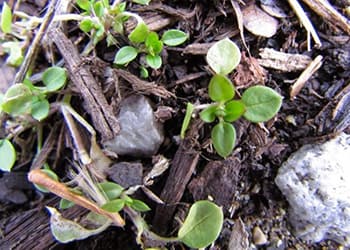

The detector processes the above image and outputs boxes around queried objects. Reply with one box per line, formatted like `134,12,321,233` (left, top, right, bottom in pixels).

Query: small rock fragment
253,226,268,245
242,4,279,38
228,218,249,250
106,162,143,188
275,133,350,246
103,95,164,157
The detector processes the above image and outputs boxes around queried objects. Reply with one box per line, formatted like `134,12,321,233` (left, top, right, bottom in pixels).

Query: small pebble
253,226,268,245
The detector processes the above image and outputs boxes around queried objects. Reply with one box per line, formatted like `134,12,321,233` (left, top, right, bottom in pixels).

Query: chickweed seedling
181,38,282,158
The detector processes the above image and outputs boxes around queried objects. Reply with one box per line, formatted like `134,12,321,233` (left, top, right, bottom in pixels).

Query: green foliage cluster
181,38,282,158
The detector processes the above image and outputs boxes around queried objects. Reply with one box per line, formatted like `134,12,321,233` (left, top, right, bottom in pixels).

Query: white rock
103,95,164,157
275,133,350,246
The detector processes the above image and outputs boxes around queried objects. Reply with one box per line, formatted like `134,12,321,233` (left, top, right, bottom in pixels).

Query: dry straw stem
288,0,322,49
28,169,125,227
290,55,323,99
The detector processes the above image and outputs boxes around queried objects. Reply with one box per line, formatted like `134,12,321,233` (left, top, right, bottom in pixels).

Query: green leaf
79,19,94,33
0,139,16,172
178,200,223,248
206,38,241,75
180,102,194,139
241,85,282,123
1,84,33,116
98,181,124,200
59,199,76,209
93,23,105,45
101,199,125,212
2,41,23,67
211,122,236,158
93,1,104,17
76,0,91,11
224,100,245,122
114,46,138,65
122,195,133,205
128,22,149,43
42,66,67,92
208,74,234,102
162,29,188,46
34,169,59,193
130,199,151,212
145,32,163,55
132,0,151,5
146,54,162,69
31,98,50,121
140,66,149,78
200,105,217,123
46,206,111,243
1,3,12,34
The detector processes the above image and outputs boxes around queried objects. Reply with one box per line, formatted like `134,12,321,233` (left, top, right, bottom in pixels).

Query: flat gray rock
104,95,164,157
275,133,350,246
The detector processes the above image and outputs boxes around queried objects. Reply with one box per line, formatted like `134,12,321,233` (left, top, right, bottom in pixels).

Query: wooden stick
288,0,322,49
28,169,125,227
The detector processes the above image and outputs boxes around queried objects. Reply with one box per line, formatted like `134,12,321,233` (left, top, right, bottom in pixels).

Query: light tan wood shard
258,48,312,72
290,55,323,99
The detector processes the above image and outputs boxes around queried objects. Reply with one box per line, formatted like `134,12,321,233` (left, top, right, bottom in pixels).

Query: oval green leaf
2,41,23,67
93,1,104,17
42,66,67,92
211,122,236,158
59,198,76,209
200,105,217,123
145,32,163,55
1,84,33,116
98,181,124,200
180,102,194,139
206,38,241,75
76,0,90,11
224,100,245,122
178,200,223,248
31,98,50,121
79,19,94,33
242,85,282,123
161,29,188,46
208,74,234,102
101,199,125,212
1,3,12,34
0,139,16,171
130,199,151,212
128,22,149,43
114,46,138,65
146,54,162,69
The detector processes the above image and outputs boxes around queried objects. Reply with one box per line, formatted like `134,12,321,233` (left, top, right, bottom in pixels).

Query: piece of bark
183,42,215,55
152,120,201,234
49,28,119,141
188,157,242,210
114,68,174,99
0,198,86,250
258,48,312,72
302,0,350,35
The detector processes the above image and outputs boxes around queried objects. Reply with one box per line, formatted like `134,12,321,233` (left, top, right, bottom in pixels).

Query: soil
1,0,350,250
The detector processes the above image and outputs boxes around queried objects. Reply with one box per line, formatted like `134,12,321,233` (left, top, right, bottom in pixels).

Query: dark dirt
1,0,349,249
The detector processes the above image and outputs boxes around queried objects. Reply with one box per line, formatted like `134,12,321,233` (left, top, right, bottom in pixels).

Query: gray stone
106,162,143,188
275,133,350,246
104,95,164,157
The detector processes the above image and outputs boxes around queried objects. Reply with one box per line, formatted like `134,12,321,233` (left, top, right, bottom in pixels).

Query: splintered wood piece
28,169,125,227
288,0,322,49
114,69,174,98
258,48,312,72
183,42,215,55
302,0,350,35
49,28,119,141
290,55,323,99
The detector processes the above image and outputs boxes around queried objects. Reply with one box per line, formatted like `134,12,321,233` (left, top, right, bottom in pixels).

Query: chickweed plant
181,38,282,158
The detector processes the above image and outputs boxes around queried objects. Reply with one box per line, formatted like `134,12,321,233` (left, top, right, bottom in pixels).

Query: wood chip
290,55,323,99
258,48,312,72
228,218,249,250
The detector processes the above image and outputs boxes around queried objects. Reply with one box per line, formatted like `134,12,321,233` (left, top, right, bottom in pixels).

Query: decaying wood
183,42,215,55
258,48,312,72
152,120,202,234
14,0,57,84
288,0,322,49
0,198,86,250
125,12,173,33
49,28,119,141
302,0,350,35
28,169,125,227
114,68,174,98
290,55,323,99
